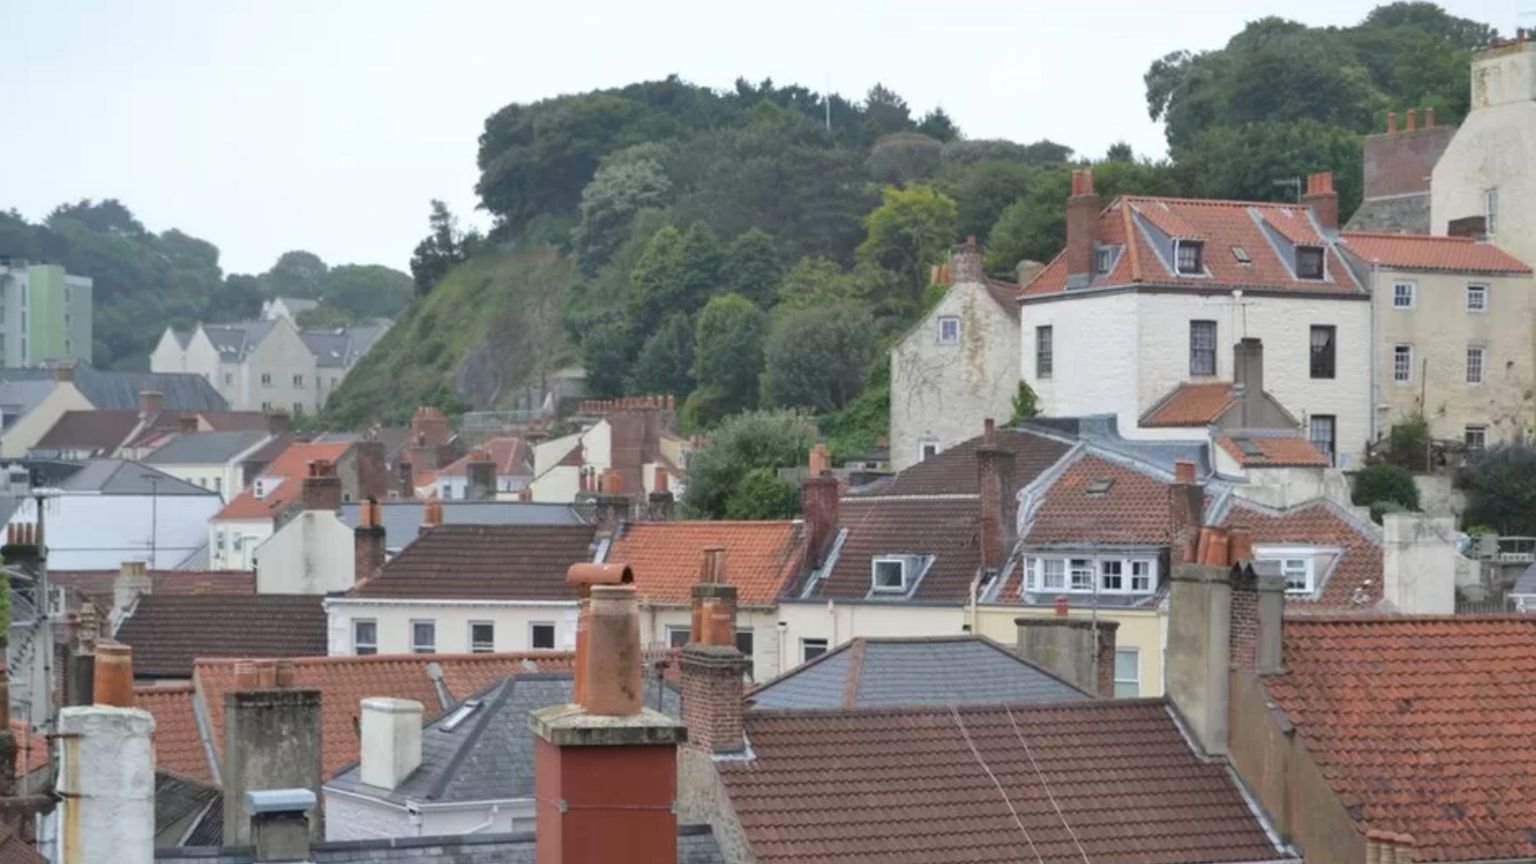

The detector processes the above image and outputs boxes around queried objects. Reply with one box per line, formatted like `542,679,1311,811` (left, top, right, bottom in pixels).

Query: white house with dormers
1019,169,1372,468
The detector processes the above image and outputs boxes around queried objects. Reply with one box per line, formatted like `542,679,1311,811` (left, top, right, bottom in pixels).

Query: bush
723,468,801,520
1352,462,1419,511
1388,414,1430,468
1463,443,1536,535
1010,381,1040,424
680,411,816,519
1369,499,1409,523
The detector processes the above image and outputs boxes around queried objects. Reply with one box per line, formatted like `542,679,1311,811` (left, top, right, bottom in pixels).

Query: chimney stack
465,449,496,501
301,460,342,511
647,466,675,521
1386,110,1397,134
359,698,423,790
178,415,199,435
247,790,316,863
57,704,155,864
1302,171,1339,231
113,560,153,622
682,551,746,754
530,575,683,864
353,439,387,502
266,410,291,436
1168,461,1205,562
565,563,635,708
418,496,443,536
1232,338,1264,426
801,444,840,569
976,419,1017,572
1405,107,1417,131
137,389,163,420
1014,617,1120,697
1166,526,1242,755
951,236,984,285
222,671,323,844
93,642,135,707
354,498,386,587
590,471,631,537
1424,105,1435,128
1065,169,1101,287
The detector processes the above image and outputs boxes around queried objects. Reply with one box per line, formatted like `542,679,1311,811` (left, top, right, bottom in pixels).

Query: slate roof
1340,232,1531,274
336,501,581,550
154,825,728,864
605,521,807,606
155,770,219,843
718,700,1290,864
1021,452,1180,547
56,460,214,496
801,497,982,602
1215,497,1383,610
326,672,679,805
0,822,45,864
1024,195,1365,297
72,365,227,411
1216,433,1329,468
113,594,328,678
849,428,1071,497
748,636,1089,709
1265,615,1536,861
137,684,211,780
33,410,141,454
215,441,351,521
1140,382,1236,427
1513,561,1536,597
349,524,596,601
202,321,276,360
145,431,268,465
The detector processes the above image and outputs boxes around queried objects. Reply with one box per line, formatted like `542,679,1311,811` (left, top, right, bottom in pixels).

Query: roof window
1086,478,1116,495
1231,246,1251,264
1296,245,1326,280
440,699,483,732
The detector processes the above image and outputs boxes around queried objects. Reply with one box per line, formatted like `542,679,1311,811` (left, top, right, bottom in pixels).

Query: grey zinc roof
1514,562,1536,597
154,825,726,864
326,673,680,806
56,460,216,496
337,501,581,547
144,431,268,465
748,636,1091,710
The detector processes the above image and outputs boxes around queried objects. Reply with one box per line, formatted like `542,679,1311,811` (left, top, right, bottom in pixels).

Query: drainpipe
1370,271,1381,443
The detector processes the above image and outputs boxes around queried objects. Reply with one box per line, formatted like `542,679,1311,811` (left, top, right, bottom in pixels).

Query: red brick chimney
418,497,443,536
682,549,745,754
566,563,634,708
1168,459,1205,563
138,389,163,420
93,643,135,708
1303,171,1339,231
976,419,1017,572
951,235,984,284
1386,110,1397,134
301,460,342,511
1405,107,1417,132
801,443,839,568
354,498,386,587
647,466,674,521
267,410,291,436
1065,169,1101,285
532,573,681,864
410,406,450,449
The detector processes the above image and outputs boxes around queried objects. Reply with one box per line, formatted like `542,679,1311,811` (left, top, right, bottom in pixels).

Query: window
936,316,960,345
528,622,555,650
1038,558,1065,591
292,373,305,388
260,401,272,412
411,620,436,654
1094,247,1113,274
223,372,232,385
214,477,222,495
1465,425,1488,454
1069,559,1093,591
1232,245,1251,264
64,339,71,354
1308,415,1336,466
1036,325,1053,378
736,629,755,679
1175,240,1204,275
1467,283,1488,312
872,557,908,592
1189,320,1217,376
1467,346,1486,385
1393,281,1415,309
63,313,71,328
260,373,272,387
1295,245,1325,280
1114,649,1140,698
469,622,494,653
1393,345,1413,383
666,626,690,648
1277,558,1314,594
919,440,939,462
1099,559,1123,591
1485,187,1499,235
1130,560,1153,592
801,638,828,662
353,620,377,655
293,403,303,414
1027,557,1156,594
1310,325,1336,379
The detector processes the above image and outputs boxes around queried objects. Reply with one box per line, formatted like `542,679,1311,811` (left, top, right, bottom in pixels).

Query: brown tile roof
114,594,328,678
1140,382,1236,427
809,497,981,602
124,411,272,451
1266,615,1536,861
136,683,210,781
1216,434,1329,467
349,523,596,600
194,652,574,776
606,521,806,606
34,410,140,453
1341,232,1531,275
214,441,351,521
0,822,45,864
983,278,1021,319
434,437,531,477
1024,196,1364,297
851,428,1072,497
49,569,255,609
719,700,1285,864
1022,454,1178,547
1217,498,1383,610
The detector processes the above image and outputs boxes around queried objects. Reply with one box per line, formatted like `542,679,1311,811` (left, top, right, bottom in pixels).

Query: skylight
1232,246,1252,264
1233,437,1266,458
1086,478,1115,495
440,699,483,732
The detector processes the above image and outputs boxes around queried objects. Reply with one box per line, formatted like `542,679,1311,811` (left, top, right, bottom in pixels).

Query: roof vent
1085,478,1115,495
1232,245,1252,264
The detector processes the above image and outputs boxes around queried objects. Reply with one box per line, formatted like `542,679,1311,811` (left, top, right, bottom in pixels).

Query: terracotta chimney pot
93,643,136,707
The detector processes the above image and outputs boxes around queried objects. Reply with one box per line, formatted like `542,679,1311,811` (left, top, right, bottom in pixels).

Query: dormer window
872,557,910,592
1174,240,1203,275
1296,245,1325,280
1094,247,1113,275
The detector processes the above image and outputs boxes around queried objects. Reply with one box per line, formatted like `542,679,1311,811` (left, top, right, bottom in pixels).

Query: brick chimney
1302,171,1339,231
801,443,839,568
301,460,341,511
682,549,745,754
976,419,1017,572
137,389,163,420
353,439,387,502
590,469,631,537
1014,616,1119,697
247,790,317,863
647,466,675,521
418,496,443,536
465,448,496,501
565,563,635,708
410,406,450,449
53,362,75,383
1065,169,1101,287
951,236,984,285
531,574,683,864
354,498,386,586
266,409,291,436
1168,460,1205,563
222,665,323,843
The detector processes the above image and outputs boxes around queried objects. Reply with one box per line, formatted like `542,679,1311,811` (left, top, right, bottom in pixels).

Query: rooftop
143,431,269,465
1021,452,1181,548
1139,382,1237,427
114,594,328,678
432,437,531,478
335,500,581,551
605,520,807,606
1216,432,1329,468
1340,232,1532,275
348,523,596,601
1215,497,1383,609
137,684,210,780
849,427,1071,497
54,460,214,496
214,441,351,521
801,496,982,602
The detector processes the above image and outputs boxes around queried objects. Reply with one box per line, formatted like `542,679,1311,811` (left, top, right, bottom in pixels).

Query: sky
1,1,1526,275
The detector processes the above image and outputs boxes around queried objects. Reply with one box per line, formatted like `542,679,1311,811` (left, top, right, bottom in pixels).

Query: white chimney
57,706,155,864
1382,512,1457,614
359,697,423,789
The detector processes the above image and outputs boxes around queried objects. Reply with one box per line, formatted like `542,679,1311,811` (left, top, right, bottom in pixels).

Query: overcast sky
1,1,1523,275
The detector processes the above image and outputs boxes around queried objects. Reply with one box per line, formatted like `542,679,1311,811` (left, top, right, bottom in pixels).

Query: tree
409,201,480,296
862,83,913,141
941,158,1038,244
762,303,877,412
691,293,765,419
680,410,815,518
1105,141,1135,162
724,467,801,519
628,312,694,397
579,318,630,399
773,256,859,314
1010,381,1040,424
868,133,944,186
1172,120,1363,216
261,250,329,299
1464,444,1536,535
322,264,414,321
916,107,960,142
569,143,672,275
47,199,145,236
723,228,783,309
856,184,957,305
1352,462,1420,511
940,138,1073,170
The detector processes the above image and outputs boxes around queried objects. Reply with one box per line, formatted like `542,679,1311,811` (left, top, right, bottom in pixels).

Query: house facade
0,261,93,367
526,397,686,502
208,440,352,570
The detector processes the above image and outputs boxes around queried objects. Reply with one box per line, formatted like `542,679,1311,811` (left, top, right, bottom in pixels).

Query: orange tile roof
136,683,210,781
1140,382,1236,427
1022,454,1181,547
1218,498,1382,609
1217,434,1329,467
194,652,573,777
1341,232,1531,274
605,521,806,606
1266,615,1536,861
214,441,350,520
435,437,530,477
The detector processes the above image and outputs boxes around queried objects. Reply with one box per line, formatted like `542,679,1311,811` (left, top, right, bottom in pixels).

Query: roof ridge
1285,612,1536,625
1341,230,1475,244
749,696,1170,719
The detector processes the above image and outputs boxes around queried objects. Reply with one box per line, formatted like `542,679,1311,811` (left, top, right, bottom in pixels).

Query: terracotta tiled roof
605,521,806,606
1022,454,1178,547
1216,434,1329,467
194,652,574,777
114,594,328,678
719,700,1286,864
1140,382,1235,427
136,683,210,781
850,428,1071,497
1024,196,1363,297
214,441,351,521
348,524,596,600
1341,232,1531,274
1266,616,1536,861
434,437,530,477
1217,498,1382,609
808,497,981,602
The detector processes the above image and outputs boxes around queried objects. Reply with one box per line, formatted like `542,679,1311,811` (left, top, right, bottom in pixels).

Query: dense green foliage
1463,445,1536,535
1010,381,1040,424
1352,462,1421,512
724,467,802,520
680,411,816,519
762,303,877,413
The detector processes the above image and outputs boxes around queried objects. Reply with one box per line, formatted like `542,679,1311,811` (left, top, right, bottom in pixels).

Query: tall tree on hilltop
409,200,480,296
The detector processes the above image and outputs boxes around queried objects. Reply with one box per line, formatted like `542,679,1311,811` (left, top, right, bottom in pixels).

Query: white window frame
1392,281,1415,309
1392,344,1413,383
1094,247,1113,275
292,373,305,389
1026,556,1158,595
1465,424,1488,453
410,619,436,654
665,625,690,648
1113,648,1140,698
1256,546,1319,595
260,372,272,388
801,638,829,662
1035,325,1053,378
530,621,556,650
918,440,939,462
871,557,909,593
469,621,495,654
353,619,377,656
1189,320,1217,376
936,315,961,345
1466,345,1486,385
1174,239,1204,275
736,628,756,679
1467,282,1488,313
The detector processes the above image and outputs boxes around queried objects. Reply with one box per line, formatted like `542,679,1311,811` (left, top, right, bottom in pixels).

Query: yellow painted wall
975,605,1167,697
